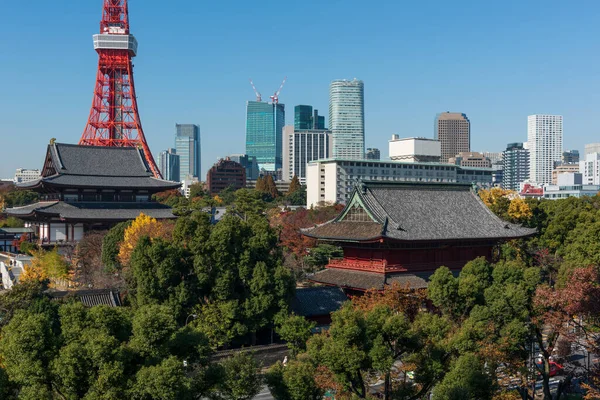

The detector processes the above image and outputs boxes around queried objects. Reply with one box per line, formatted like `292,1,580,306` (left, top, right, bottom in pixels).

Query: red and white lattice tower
79,0,161,178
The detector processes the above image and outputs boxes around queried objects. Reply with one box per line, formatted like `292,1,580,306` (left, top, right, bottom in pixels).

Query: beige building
449,152,491,168
434,112,470,163
551,164,580,184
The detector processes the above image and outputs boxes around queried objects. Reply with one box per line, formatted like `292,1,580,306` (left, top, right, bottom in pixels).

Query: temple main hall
5,142,180,246
304,181,535,294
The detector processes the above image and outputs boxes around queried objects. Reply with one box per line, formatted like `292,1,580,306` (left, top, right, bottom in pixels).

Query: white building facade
581,152,600,185
388,136,441,163
14,169,40,183
544,172,600,200
527,114,563,185
306,159,493,207
282,125,332,184
329,79,365,159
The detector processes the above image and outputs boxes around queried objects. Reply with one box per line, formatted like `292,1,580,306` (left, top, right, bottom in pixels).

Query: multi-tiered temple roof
5,143,180,245
304,181,535,292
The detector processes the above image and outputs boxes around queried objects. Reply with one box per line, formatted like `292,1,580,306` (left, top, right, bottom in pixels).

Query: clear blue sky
1,0,599,178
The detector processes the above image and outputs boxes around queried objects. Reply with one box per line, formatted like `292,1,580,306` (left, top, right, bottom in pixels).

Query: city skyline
1,1,599,178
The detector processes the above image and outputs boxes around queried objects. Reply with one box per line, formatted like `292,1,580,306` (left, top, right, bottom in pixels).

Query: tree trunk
384,371,391,400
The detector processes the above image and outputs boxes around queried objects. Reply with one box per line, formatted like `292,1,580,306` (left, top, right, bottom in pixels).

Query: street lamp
186,314,197,326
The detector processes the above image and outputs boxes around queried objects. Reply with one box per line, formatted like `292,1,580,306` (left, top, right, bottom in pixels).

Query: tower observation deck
79,0,161,178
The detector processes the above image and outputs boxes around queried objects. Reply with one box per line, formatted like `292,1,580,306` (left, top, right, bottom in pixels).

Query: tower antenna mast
79,0,161,178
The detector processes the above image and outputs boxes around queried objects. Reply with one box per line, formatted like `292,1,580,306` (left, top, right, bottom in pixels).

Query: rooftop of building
5,201,176,221
389,136,440,142
47,289,122,307
308,158,494,171
19,143,180,191
304,181,535,243
291,286,348,317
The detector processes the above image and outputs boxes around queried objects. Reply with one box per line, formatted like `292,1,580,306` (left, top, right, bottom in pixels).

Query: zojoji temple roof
304,181,536,242
6,201,176,221
20,143,180,191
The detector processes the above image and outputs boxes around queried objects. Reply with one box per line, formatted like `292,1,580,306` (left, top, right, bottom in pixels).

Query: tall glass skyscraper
245,101,285,172
329,79,365,159
175,124,201,179
294,105,325,130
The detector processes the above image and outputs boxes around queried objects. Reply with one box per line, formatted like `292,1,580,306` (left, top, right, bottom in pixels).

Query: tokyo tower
79,0,161,178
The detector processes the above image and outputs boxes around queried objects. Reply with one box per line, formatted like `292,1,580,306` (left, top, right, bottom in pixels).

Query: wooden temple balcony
327,258,477,275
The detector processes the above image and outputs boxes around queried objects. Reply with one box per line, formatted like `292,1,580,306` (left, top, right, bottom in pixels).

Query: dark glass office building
294,105,325,131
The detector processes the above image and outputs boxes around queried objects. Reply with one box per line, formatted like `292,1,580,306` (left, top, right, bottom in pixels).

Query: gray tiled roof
47,289,121,307
305,182,536,242
6,201,176,220
291,286,348,317
20,143,179,191
308,268,447,291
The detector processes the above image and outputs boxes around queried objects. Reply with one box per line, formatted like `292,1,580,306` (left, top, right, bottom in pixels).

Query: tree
118,213,171,266
0,189,39,208
101,220,131,270
130,304,178,359
73,231,123,288
432,353,494,400
266,358,323,400
0,216,24,228
0,310,58,392
275,314,315,357
210,352,262,400
263,175,279,199
189,183,207,199
128,236,196,316
285,185,306,206
21,247,69,284
255,176,266,193
130,356,191,400
287,175,301,196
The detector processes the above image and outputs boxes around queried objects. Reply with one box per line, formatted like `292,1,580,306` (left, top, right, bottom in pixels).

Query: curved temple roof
20,143,180,191
304,181,536,242
6,201,176,221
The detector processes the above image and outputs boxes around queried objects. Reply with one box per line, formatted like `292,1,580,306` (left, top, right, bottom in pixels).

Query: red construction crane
249,79,262,102
79,0,161,178
270,76,287,104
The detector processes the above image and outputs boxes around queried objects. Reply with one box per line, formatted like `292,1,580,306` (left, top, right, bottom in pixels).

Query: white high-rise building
329,79,365,159
527,115,563,185
282,125,332,184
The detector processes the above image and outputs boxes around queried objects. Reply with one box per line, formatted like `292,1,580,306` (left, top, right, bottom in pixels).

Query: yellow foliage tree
507,197,532,222
21,248,69,285
118,213,166,266
213,195,223,205
478,187,515,207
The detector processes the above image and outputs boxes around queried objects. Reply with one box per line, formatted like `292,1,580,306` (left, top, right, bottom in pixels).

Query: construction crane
270,76,287,104
249,79,262,102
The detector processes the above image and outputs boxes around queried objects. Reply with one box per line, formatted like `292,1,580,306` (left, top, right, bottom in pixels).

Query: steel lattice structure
79,0,161,178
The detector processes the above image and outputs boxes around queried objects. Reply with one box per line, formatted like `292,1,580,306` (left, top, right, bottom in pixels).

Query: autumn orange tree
117,213,172,266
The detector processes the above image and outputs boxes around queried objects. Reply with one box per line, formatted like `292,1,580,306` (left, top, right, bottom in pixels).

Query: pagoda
4,142,180,246
304,181,535,294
